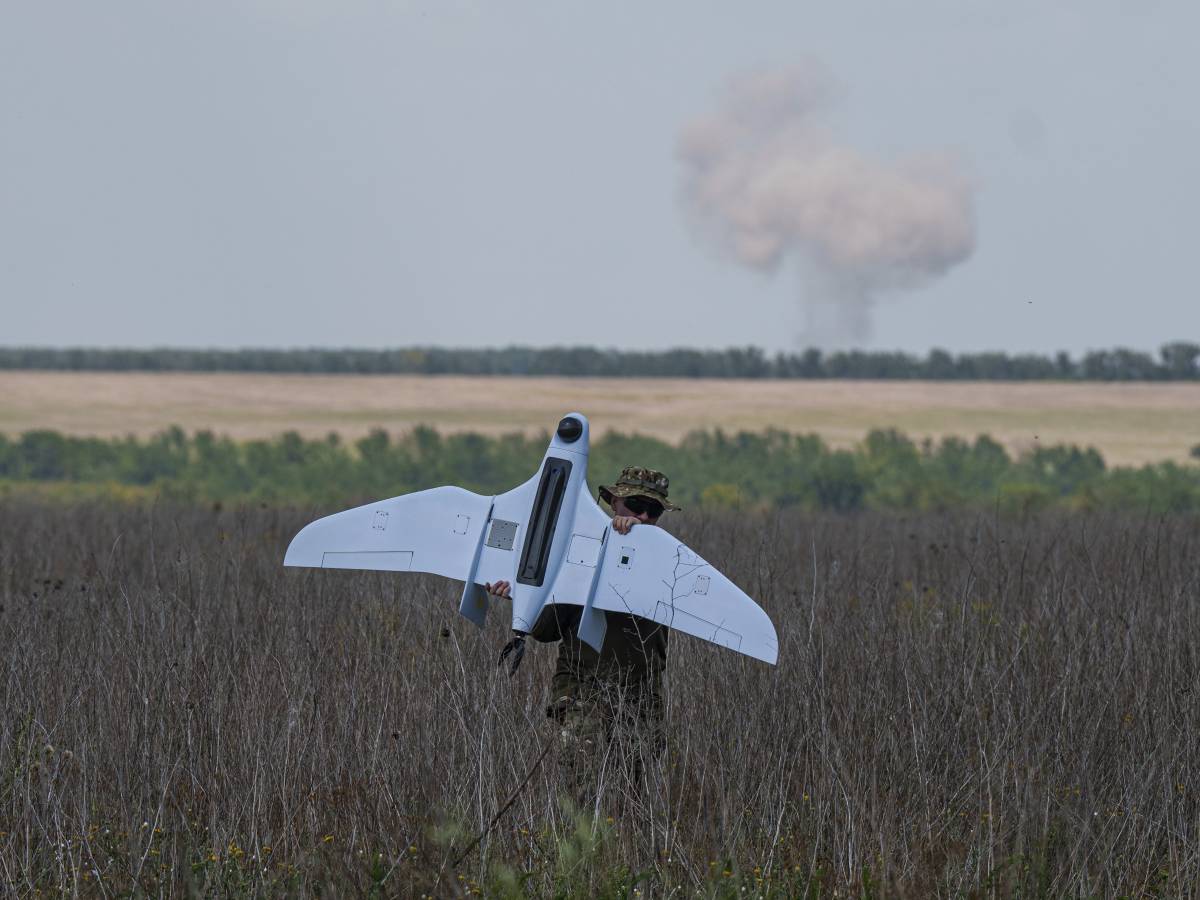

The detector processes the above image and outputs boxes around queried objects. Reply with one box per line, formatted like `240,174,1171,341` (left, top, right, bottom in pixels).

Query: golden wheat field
2,371,1198,466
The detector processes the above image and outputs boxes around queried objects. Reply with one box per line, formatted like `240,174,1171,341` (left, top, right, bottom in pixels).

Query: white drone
284,413,778,665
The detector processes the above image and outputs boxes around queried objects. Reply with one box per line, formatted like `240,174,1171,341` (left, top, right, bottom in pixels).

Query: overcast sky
2,1,1196,355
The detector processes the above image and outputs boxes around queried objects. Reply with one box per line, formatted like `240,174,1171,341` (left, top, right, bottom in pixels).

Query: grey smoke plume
677,64,976,345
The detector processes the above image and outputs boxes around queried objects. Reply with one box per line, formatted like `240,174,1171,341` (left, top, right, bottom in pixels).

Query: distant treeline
3,343,1200,380
3,426,1198,513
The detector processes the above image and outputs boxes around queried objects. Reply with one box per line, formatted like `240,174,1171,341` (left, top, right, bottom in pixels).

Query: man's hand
612,516,639,535
485,580,512,598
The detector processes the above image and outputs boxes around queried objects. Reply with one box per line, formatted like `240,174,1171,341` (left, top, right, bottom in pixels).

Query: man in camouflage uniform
485,466,679,808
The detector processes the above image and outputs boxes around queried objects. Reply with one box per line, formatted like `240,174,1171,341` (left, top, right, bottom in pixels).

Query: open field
3,501,1198,896
2,371,1199,466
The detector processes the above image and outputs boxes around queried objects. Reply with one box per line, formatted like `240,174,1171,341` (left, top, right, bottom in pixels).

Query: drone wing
283,486,496,579
591,523,779,664
534,486,779,665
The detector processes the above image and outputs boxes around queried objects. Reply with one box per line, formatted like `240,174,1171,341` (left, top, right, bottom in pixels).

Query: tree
1161,342,1200,380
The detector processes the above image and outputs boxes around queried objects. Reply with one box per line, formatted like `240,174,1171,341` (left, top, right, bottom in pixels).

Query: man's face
611,495,664,524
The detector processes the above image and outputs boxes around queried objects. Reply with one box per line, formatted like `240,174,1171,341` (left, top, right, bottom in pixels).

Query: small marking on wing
566,534,603,567
654,601,742,651
322,550,413,571
486,519,518,550
660,544,712,608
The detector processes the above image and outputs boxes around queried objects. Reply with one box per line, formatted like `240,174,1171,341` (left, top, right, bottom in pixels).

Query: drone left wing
589,521,779,664
529,484,779,664
283,486,495,580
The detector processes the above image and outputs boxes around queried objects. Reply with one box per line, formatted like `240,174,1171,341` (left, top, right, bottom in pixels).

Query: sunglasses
622,496,665,518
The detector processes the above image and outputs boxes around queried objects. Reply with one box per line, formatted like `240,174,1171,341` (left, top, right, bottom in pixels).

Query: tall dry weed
1,500,1198,896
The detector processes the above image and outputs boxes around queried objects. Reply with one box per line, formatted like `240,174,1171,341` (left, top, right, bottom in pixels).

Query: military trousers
546,684,664,812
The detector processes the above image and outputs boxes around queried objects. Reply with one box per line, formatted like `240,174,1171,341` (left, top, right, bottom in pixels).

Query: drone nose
556,417,583,442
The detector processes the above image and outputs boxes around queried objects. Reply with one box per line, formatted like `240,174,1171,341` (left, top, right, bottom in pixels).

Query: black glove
498,632,527,676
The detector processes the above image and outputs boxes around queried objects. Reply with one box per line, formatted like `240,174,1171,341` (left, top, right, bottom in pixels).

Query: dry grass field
2,500,1198,896
2,371,1199,467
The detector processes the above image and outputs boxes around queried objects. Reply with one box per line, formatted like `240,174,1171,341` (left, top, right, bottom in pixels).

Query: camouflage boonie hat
598,466,681,512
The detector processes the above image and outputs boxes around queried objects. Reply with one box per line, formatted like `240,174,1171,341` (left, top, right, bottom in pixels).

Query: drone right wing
283,486,496,579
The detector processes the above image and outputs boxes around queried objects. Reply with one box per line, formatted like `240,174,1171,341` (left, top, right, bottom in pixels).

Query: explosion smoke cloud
678,63,976,344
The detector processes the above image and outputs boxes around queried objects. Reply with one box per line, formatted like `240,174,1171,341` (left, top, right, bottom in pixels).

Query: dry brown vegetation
4,371,1200,466
2,500,1199,896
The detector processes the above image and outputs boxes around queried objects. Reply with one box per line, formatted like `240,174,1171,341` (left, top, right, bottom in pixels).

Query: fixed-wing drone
283,413,778,664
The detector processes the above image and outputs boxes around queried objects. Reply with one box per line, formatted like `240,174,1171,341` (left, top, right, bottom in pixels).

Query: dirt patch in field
2,371,1198,466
